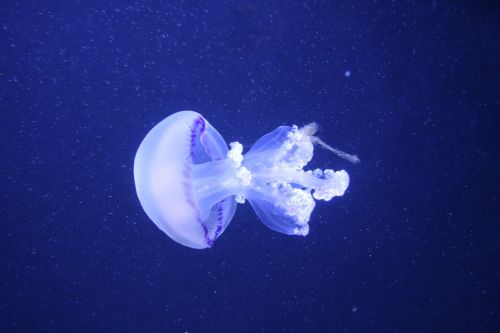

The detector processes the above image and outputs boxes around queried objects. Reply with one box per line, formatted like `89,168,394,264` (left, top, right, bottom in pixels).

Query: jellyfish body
134,111,350,249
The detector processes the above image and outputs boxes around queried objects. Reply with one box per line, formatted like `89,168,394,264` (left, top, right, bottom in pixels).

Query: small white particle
344,70,351,77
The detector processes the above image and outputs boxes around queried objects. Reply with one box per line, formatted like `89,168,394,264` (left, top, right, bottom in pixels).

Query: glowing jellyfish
134,111,357,249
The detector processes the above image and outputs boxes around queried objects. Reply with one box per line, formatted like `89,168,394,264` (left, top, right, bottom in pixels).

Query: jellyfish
134,111,357,249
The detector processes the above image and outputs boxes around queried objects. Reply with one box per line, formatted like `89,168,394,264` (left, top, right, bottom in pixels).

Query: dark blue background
1,1,498,332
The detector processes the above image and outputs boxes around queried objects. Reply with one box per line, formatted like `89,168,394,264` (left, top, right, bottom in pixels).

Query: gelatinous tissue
134,111,357,249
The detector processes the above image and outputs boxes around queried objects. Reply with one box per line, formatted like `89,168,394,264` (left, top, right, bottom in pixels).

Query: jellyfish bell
134,111,355,249
134,111,237,249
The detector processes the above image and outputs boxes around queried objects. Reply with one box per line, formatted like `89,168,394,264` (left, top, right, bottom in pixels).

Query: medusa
134,111,356,249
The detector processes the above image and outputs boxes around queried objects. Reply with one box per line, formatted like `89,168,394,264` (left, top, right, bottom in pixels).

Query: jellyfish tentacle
241,124,351,236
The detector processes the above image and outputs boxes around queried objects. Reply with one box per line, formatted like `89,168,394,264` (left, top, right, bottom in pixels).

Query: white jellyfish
134,111,357,249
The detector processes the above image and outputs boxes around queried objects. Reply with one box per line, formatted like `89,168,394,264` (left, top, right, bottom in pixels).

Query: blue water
1,1,498,332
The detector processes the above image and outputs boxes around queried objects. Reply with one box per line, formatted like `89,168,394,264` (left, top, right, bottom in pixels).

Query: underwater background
1,1,498,332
